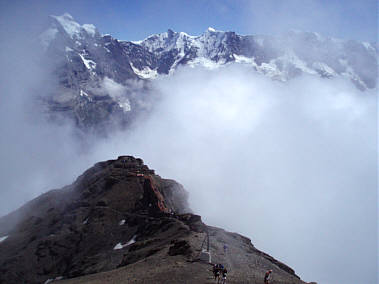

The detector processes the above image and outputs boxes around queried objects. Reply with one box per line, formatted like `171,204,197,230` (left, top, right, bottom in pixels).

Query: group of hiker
212,263,227,284
211,264,273,284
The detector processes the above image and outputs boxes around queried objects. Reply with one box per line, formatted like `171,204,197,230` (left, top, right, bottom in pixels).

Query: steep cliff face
0,156,309,284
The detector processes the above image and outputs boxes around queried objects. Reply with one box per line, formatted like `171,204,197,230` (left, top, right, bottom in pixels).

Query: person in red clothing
264,269,272,284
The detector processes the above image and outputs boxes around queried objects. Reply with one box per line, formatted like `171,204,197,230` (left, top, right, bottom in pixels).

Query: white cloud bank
0,44,376,284
90,65,377,284
0,4,376,284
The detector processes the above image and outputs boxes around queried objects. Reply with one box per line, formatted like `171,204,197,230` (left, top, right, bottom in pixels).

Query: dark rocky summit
0,156,311,284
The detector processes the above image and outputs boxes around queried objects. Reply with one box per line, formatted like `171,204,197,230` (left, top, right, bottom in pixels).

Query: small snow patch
80,89,90,98
187,57,222,70
44,276,63,284
362,41,374,51
79,54,96,71
113,235,137,250
312,62,336,77
233,54,254,64
0,235,8,243
130,63,158,79
119,219,126,226
118,99,131,112
125,235,137,246
113,242,123,250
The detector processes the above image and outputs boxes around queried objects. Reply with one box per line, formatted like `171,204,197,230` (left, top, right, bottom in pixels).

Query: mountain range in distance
38,13,377,133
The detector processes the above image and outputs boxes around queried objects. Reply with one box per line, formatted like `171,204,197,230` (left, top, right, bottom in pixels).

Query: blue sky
2,0,378,42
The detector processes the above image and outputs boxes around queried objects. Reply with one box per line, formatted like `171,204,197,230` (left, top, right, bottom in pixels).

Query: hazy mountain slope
0,156,311,284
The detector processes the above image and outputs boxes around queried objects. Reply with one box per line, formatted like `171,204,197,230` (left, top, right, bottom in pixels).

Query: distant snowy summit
39,13,377,132
42,13,377,88
40,13,99,48
133,27,377,90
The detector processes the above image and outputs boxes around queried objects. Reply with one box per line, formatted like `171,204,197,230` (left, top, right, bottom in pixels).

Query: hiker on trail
213,264,220,280
223,244,228,254
220,267,227,284
264,269,272,284
213,264,224,282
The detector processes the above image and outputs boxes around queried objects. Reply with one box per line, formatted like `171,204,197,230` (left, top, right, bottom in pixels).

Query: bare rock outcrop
0,156,309,284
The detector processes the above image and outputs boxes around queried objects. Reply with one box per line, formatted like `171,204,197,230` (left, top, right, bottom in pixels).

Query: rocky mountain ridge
40,13,377,132
0,156,311,284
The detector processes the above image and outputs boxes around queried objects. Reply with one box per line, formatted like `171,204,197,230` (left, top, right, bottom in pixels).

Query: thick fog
0,6,377,284
0,51,377,284
90,66,377,284
0,9,95,215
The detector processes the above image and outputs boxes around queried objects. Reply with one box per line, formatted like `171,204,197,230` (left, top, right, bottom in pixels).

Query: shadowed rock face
0,156,308,284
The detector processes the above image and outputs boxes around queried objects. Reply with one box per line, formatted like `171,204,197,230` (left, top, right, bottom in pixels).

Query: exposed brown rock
0,156,310,284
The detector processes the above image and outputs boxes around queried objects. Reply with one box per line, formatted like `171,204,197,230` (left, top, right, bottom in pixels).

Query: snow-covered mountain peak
37,13,377,133
49,13,98,40
40,13,377,94
138,29,195,55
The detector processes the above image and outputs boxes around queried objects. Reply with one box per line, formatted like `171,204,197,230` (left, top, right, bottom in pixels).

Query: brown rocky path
57,227,307,284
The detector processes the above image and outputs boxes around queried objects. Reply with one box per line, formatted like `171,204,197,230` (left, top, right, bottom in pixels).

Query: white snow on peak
233,54,254,64
125,235,137,246
310,31,322,41
113,243,123,250
51,13,97,39
79,90,93,101
79,54,96,72
362,41,375,51
207,27,216,32
44,276,63,284
130,62,158,79
0,235,8,243
118,100,131,112
312,62,337,77
52,14,81,38
62,12,73,20
179,31,196,38
113,235,137,250
187,57,222,70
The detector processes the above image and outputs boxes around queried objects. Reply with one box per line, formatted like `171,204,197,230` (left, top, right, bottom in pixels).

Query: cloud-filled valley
2,62,375,283
0,6,377,284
